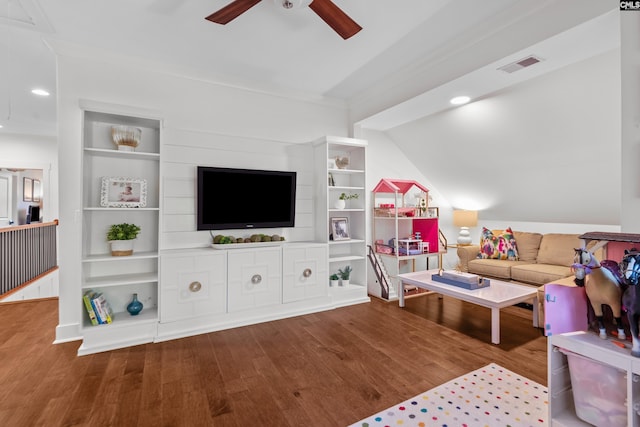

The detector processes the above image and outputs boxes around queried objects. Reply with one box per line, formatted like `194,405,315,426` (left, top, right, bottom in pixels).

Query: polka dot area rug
349,363,548,427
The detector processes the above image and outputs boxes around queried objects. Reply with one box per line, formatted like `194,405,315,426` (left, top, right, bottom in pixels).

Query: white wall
54,50,349,343
621,13,640,232
0,133,58,224
385,49,620,228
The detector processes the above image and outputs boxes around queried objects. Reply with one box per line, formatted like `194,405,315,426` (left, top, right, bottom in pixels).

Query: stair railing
0,220,58,296
367,245,390,299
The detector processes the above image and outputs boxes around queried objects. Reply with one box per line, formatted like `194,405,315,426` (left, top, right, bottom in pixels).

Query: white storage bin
560,348,627,427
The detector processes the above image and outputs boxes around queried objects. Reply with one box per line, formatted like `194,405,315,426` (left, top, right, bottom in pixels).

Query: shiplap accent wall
161,128,316,249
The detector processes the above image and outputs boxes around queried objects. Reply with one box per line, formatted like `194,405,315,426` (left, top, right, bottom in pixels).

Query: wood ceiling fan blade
309,0,362,40
205,0,262,24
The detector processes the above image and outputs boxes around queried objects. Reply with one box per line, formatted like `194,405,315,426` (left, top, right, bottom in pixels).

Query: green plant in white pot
330,273,340,287
107,223,141,256
335,192,358,210
338,266,352,286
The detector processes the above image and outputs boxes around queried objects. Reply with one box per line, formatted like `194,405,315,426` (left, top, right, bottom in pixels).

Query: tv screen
197,166,297,230
27,205,40,224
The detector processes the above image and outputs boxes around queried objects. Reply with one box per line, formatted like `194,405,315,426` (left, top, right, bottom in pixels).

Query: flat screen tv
27,205,40,224
197,166,297,230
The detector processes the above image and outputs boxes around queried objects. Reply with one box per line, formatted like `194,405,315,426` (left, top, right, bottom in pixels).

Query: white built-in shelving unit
79,108,162,355
313,136,369,307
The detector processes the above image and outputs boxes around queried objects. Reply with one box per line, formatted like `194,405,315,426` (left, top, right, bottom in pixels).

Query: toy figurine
572,248,625,339
622,250,640,356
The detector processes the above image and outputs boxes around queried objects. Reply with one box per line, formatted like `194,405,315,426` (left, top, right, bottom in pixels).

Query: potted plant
335,192,359,210
329,273,340,287
338,266,352,287
107,223,141,256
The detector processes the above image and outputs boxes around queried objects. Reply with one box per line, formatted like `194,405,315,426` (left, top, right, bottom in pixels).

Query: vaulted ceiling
0,0,618,137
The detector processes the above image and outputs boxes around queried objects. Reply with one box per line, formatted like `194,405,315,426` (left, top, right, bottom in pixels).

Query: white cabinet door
227,247,281,312
282,245,328,303
160,251,227,322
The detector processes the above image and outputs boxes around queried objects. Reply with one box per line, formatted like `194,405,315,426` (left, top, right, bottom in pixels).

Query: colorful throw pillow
477,227,519,260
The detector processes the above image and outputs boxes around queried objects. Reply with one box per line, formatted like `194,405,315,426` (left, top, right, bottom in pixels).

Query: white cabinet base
156,296,334,343
156,243,366,344
78,308,158,355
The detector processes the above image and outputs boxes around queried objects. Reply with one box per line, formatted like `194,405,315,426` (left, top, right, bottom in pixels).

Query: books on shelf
83,290,114,325
82,290,99,326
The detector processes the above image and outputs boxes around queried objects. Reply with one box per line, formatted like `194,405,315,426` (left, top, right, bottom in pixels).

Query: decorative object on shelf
453,209,477,245
330,217,349,241
335,156,349,169
328,172,335,186
126,293,144,315
100,176,147,208
327,158,337,169
23,177,33,202
427,207,438,218
334,192,358,209
330,273,340,287
107,222,141,256
111,125,141,151
398,239,424,255
339,266,352,286
211,233,285,245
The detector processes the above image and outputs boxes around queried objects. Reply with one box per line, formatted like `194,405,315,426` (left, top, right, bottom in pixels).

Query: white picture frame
100,177,147,208
331,217,350,241
32,179,41,202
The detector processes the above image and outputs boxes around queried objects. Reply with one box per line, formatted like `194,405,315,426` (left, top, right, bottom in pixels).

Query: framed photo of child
330,217,350,241
100,177,147,208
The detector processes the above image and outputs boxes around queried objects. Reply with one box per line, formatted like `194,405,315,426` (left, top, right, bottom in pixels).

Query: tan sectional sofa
457,231,600,328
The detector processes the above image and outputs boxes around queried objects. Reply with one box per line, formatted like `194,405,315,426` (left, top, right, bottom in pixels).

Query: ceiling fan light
274,0,311,10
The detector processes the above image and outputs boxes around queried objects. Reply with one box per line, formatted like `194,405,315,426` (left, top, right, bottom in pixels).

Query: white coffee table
398,270,538,344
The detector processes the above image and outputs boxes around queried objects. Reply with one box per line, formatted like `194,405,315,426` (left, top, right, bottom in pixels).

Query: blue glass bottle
127,293,143,316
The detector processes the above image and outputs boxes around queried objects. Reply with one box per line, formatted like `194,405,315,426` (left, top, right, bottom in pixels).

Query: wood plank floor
0,294,547,426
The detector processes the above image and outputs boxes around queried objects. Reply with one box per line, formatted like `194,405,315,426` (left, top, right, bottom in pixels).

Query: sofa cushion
536,233,582,267
513,231,543,263
511,263,574,285
467,258,529,280
478,227,519,260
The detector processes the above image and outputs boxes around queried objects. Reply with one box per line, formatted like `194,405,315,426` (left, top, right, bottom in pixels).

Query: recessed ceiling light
450,96,470,105
0,124,3,129
31,89,50,96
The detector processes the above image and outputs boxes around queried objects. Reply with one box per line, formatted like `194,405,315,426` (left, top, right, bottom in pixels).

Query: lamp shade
453,210,478,228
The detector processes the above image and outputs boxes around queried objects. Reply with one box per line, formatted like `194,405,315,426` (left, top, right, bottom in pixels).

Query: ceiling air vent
498,55,543,73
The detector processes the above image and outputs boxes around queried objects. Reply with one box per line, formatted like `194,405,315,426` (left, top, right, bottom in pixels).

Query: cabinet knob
251,274,262,284
189,281,202,292
303,268,312,278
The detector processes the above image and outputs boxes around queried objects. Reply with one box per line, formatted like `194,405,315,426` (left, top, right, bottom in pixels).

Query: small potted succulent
330,273,340,287
335,192,359,210
107,223,141,256
338,266,352,286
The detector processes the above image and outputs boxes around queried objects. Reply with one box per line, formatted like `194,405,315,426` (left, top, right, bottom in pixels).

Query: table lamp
453,210,478,245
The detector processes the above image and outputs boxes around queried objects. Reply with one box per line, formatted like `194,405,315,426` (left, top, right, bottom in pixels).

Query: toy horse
573,248,626,339
622,250,640,357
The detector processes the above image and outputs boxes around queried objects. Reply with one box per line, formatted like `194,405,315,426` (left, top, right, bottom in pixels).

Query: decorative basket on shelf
111,125,141,151
335,156,349,169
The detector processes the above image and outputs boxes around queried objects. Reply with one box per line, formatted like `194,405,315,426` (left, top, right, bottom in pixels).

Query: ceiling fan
205,0,362,40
